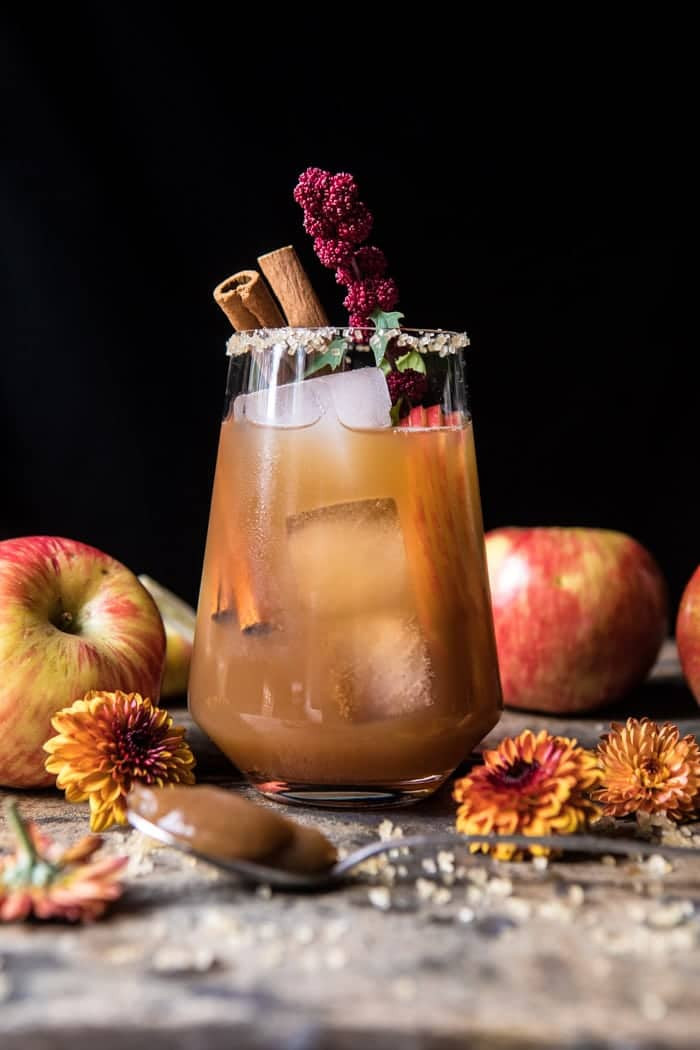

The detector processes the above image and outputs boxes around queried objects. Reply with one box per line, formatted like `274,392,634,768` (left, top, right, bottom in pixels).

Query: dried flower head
313,236,354,268
336,202,373,244
294,167,399,325
453,729,601,860
0,800,126,922
386,368,429,410
293,166,332,210
44,691,195,832
594,717,700,819
343,277,399,318
336,246,388,285
322,172,359,220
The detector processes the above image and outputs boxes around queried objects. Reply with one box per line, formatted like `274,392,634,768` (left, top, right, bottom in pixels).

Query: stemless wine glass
189,327,502,807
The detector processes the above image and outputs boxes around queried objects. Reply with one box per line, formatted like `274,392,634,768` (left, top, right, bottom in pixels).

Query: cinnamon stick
258,246,328,327
211,267,284,633
213,270,285,330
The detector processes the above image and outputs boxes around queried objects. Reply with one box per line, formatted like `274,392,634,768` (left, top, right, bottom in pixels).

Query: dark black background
1,12,693,613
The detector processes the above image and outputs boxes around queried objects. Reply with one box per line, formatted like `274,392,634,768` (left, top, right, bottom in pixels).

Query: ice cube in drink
329,613,433,721
287,498,411,618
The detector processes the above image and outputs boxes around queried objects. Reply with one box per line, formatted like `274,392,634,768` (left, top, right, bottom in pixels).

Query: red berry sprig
294,168,399,326
386,368,428,419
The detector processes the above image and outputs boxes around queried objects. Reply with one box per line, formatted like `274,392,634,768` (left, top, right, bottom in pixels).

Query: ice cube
234,379,328,428
322,367,392,429
233,367,391,431
287,498,411,618
329,615,433,721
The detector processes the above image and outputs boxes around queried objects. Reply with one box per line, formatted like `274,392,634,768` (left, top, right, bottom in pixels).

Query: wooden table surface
2,642,699,1050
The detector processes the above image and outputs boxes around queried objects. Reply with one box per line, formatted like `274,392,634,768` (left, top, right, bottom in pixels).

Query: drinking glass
189,327,502,806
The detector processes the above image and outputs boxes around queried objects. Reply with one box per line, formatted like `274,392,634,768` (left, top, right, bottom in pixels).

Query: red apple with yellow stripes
485,527,668,713
677,566,700,705
0,536,166,787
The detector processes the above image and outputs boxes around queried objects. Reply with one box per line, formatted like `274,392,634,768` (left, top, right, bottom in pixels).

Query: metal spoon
126,807,700,893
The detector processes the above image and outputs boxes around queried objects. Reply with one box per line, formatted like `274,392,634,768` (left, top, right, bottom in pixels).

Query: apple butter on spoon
127,785,338,887
127,784,700,893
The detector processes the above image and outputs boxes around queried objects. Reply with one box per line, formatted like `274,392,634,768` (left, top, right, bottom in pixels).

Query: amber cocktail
189,328,502,806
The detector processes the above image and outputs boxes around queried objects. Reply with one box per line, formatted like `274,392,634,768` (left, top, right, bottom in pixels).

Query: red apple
676,566,700,704
485,527,668,713
0,536,166,787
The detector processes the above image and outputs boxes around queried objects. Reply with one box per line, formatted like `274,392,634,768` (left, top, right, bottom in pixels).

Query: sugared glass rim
226,326,470,358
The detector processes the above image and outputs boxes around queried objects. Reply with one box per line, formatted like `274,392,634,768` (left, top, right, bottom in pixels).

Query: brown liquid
189,407,502,795
129,784,337,873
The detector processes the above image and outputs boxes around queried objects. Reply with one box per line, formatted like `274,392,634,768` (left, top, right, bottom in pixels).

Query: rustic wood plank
1,643,699,1049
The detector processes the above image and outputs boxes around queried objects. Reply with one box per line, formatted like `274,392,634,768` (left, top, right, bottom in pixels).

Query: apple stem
4,799,38,865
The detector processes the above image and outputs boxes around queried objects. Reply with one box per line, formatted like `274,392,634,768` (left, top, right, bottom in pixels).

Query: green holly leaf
395,350,426,374
368,310,404,367
370,309,405,331
369,330,393,367
304,338,348,378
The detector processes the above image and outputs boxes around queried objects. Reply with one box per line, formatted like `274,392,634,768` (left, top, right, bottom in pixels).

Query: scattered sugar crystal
415,878,438,901
368,886,392,911
505,897,532,921
457,907,475,924
567,885,585,908
668,928,696,952
538,900,573,922
378,819,396,841
392,977,417,1001
421,858,438,876
433,888,452,906
626,902,647,923
325,948,347,970
486,877,513,898
467,868,488,886
293,925,316,945
647,901,694,928
437,851,455,874
532,856,549,873
644,854,672,876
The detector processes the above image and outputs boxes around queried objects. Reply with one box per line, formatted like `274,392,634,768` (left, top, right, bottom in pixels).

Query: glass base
250,772,449,809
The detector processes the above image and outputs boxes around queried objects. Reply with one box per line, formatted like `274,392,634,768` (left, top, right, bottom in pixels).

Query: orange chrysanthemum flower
453,729,601,860
43,691,195,832
594,717,700,819
1,800,127,922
